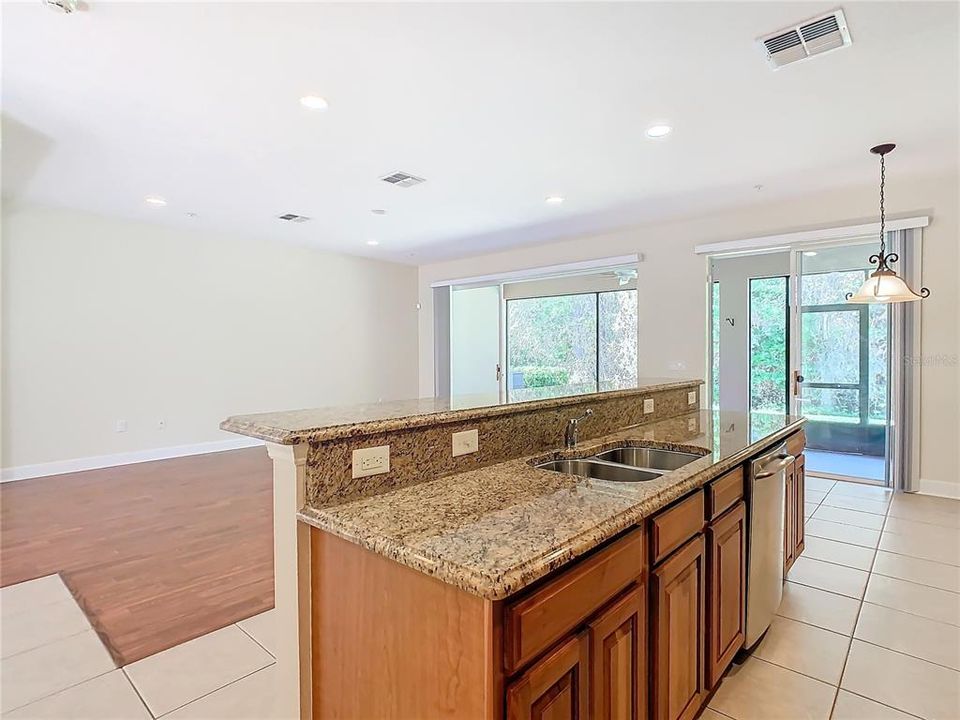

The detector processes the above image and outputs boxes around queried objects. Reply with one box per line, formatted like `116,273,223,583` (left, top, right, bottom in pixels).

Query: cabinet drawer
786,430,806,458
706,467,744,521
504,527,645,674
651,491,705,565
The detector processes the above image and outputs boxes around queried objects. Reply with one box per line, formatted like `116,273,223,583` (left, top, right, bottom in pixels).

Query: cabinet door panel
507,633,590,720
783,461,797,574
652,535,706,720
707,502,746,687
794,454,806,561
588,585,646,720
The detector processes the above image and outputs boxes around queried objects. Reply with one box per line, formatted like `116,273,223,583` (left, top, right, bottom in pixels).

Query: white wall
418,173,960,494
1,204,419,471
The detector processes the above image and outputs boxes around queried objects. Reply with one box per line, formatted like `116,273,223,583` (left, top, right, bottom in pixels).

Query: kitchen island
222,380,805,720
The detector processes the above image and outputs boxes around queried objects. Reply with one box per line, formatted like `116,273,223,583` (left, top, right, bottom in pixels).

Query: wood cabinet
506,633,590,720
793,454,805,561
588,586,645,720
651,535,706,720
706,502,746,688
784,452,806,574
308,429,807,720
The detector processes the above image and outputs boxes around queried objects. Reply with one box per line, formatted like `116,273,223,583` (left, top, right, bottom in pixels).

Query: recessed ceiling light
545,196,565,205
803,251,818,257
371,209,387,216
299,95,329,111
645,124,672,139
366,239,380,246
144,196,167,206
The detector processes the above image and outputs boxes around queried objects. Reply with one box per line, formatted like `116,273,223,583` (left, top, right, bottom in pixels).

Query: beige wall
2,204,419,470
418,173,960,493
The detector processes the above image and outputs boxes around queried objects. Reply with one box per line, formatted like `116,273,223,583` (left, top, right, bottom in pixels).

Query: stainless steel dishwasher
744,442,795,649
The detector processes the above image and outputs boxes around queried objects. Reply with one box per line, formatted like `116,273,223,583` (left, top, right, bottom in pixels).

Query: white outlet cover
688,418,697,431
452,428,479,457
643,398,655,414
688,391,697,405
352,445,390,479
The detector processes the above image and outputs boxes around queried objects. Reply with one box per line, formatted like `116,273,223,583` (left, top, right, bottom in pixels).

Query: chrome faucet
564,409,594,449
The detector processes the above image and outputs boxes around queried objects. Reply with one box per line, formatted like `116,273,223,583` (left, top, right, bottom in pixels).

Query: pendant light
846,143,930,304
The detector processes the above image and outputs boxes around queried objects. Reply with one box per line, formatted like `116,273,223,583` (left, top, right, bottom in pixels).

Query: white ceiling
3,1,957,264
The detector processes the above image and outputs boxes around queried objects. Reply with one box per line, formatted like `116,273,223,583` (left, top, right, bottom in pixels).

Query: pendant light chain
878,150,886,257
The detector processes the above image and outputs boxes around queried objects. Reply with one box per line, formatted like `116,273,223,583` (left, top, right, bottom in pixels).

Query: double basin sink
536,447,703,483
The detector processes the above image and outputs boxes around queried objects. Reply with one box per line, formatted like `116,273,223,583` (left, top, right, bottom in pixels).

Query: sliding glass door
793,245,890,484
505,290,637,401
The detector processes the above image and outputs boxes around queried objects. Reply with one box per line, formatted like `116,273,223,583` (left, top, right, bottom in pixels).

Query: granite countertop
220,377,700,444
297,409,805,600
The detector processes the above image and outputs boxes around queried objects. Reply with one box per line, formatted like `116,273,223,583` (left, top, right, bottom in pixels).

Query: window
506,290,637,401
799,269,888,427
711,281,720,411
749,277,789,416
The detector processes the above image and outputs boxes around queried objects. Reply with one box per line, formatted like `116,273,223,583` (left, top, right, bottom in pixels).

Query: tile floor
710,478,960,720
0,574,278,719
3,479,958,720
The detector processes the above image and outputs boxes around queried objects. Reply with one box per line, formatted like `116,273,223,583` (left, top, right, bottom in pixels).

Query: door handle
496,363,502,381
793,370,805,397
756,454,796,479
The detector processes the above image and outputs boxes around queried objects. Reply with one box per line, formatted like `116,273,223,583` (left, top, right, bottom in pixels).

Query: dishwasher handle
755,453,795,479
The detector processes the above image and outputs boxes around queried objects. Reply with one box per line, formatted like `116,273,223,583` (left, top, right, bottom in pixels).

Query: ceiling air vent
380,171,426,188
277,213,310,223
760,9,851,70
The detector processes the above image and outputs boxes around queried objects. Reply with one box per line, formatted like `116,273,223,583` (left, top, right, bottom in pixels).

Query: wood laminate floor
0,447,274,666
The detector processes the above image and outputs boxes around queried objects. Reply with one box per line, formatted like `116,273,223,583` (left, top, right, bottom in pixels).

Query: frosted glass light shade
846,268,925,304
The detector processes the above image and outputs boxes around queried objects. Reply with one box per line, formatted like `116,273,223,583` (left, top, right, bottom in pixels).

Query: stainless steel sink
592,447,702,472
535,458,663,483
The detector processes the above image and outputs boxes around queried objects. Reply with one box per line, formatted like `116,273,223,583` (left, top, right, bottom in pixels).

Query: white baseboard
1,437,265,483
916,477,960,500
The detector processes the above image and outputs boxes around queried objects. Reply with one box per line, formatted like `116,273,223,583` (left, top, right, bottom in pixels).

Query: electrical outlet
115,420,128,433
452,429,479,457
643,398,655,414
352,445,390,478
688,391,697,405
688,418,697,432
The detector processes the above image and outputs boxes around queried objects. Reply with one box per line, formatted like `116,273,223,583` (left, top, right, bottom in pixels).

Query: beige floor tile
806,489,829,504
872,549,960,593
4,670,150,720
842,640,960,719
806,476,837,493
888,495,960,529
820,494,890,516
802,536,876,572
865,574,960,626
0,575,73,619
165,664,277,720
2,598,92,658
788,556,869,599
812,506,886,530
829,483,893,501
236,608,276,658
754,616,850,684
855,601,960,670
805,519,880,549
124,624,274,717
699,710,734,720
884,515,960,544
880,529,960,566
805,502,819,518
830,690,918,720
777,581,861,635
0,630,115,713
709,656,835,720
